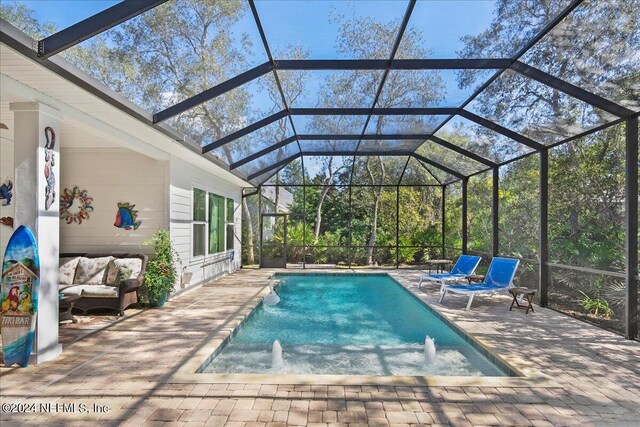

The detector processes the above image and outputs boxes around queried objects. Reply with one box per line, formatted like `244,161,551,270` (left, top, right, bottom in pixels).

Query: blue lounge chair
439,257,520,310
418,255,482,288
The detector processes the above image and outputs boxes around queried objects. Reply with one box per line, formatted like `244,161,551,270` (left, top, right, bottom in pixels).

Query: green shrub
143,228,179,302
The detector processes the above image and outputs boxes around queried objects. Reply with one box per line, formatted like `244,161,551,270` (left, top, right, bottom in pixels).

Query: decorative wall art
114,203,142,230
44,127,56,210
0,217,13,228
59,187,93,225
0,178,12,206
1,225,40,367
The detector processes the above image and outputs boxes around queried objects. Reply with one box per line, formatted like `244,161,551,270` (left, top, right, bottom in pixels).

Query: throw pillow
59,257,80,286
106,258,143,284
109,266,133,287
73,257,113,285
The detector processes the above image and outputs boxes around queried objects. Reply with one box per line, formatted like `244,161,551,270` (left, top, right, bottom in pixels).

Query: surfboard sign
1,225,39,367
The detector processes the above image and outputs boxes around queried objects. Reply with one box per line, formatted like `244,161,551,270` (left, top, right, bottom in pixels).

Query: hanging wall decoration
114,203,142,230
59,186,93,225
44,127,56,210
0,178,13,206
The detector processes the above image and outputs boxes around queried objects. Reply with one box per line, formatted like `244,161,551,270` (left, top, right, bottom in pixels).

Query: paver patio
1,268,639,426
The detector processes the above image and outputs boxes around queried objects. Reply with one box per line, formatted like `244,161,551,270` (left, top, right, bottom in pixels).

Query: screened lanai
2,0,638,339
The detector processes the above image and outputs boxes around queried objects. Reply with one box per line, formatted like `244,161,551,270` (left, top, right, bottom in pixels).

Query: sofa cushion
74,256,114,285
108,267,132,288
61,284,119,298
59,257,80,286
106,258,143,285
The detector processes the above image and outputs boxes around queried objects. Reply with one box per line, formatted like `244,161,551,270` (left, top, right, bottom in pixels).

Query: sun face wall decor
59,186,94,225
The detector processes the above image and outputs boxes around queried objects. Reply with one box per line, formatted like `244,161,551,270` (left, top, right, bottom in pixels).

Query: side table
508,287,536,314
59,294,81,323
465,274,485,284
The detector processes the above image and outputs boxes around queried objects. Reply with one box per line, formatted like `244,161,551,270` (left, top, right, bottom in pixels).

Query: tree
458,0,637,325
326,14,445,264
0,2,56,38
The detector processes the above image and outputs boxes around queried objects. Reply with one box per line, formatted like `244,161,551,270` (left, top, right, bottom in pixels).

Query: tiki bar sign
1,262,36,328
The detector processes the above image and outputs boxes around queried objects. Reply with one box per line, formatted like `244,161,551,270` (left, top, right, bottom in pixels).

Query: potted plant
144,228,179,307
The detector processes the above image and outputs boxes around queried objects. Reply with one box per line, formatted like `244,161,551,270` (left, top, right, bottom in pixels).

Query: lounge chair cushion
446,283,507,292
74,256,114,285
105,258,142,285
59,257,81,286
61,284,119,298
426,273,466,280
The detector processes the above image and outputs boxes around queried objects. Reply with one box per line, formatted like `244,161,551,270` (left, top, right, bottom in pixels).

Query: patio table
425,259,453,274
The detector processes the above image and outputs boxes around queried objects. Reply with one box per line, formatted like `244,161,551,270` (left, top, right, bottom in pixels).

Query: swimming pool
200,273,513,377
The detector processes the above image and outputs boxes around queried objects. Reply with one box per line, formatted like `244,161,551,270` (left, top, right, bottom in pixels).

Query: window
193,189,235,257
226,198,235,251
193,188,206,257
208,193,225,254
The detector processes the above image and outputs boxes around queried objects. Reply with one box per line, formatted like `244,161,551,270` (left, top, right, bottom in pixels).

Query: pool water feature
201,273,513,376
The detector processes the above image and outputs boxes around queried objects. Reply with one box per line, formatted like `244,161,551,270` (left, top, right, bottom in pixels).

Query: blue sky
15,0,120,30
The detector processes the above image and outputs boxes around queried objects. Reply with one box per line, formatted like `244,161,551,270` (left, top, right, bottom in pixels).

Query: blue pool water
201,274,510,376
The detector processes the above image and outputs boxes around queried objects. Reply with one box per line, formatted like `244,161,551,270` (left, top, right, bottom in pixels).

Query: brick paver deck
1,268,639,426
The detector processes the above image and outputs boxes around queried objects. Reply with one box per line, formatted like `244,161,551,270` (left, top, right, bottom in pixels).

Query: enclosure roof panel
365,114,448,135
435,116,535,164
293,115,368,135
520,0,640,114
415,140,487,177
254,0,407,60
279,70,384,109
466,69,619,146
400,157,440,185
375,69,496,109
396,0,575,59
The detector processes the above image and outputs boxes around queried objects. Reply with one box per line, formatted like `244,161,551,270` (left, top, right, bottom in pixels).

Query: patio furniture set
57,253,148,321
419,255,534,312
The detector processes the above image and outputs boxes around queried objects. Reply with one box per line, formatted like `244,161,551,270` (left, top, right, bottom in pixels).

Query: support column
441,185,446,259
462,177,468,255
395,185,400,268
302,184,307,269
348,184,352,269
539,149,549,307
492,167,499,257
258,186,262,268
9,102,62,364
625,117,638,340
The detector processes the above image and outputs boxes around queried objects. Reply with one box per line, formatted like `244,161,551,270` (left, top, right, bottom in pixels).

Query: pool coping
171,270,559,388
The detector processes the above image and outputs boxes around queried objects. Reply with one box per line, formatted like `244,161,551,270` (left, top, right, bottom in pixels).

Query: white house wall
170,156,242,293
0,101,15,260
60,147,168,255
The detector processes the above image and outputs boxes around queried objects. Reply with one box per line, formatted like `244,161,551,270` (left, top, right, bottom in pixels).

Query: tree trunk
274,175,280,213
314,185,331,242
366,193,381,265
313,157,344,243
242,197,255,265
365,157,384,265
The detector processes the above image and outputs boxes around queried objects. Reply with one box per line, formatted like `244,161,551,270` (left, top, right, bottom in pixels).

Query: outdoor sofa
58,253,148,316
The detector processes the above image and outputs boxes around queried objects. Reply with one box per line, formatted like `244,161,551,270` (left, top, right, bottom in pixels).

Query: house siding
169,156,242,294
